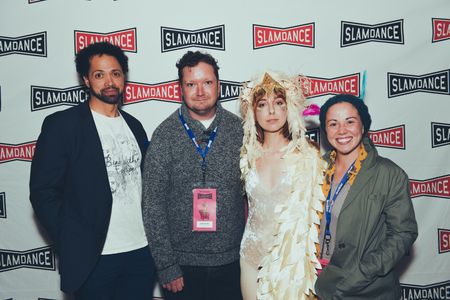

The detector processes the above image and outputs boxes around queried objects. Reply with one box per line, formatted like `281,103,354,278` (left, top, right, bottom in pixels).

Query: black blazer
29,102,148,293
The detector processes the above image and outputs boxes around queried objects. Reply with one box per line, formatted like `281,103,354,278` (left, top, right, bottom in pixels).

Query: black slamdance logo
0,192,5,218
401,280,450,300
31,85,89,111
0,246,55,272
219,80,242,102
341,20,404,47
432,122,450,148
0,32,47,57
161,25,225,52
388,70,450,98
306,128,320,144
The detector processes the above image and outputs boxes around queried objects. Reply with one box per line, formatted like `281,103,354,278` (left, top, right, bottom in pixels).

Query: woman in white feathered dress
239,72,324,300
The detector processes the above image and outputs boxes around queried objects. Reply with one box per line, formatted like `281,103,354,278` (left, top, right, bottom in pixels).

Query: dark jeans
74,246,155,300
163,260,242,300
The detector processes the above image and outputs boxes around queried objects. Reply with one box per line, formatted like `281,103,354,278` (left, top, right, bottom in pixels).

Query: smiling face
255,93,288,134
181,61,220,121
325,101,364,161
83,54,125,106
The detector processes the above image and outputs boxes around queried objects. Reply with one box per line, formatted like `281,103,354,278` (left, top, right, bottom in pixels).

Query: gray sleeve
142,126,182,284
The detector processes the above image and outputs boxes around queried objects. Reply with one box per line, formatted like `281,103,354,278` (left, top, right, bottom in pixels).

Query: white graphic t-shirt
91,110,148,255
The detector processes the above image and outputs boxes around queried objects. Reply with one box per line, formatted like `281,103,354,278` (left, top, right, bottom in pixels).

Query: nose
337,124,347,134
196,83,205,96
268,103,275,114
105,74,114,87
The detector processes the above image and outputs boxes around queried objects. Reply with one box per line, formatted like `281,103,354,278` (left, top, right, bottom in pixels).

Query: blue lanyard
178,108,218,184
323,160,355,256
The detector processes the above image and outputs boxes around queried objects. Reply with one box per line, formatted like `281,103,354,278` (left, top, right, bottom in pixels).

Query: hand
162,276,184,293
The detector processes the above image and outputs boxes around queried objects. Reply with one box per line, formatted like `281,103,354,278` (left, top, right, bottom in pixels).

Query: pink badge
192,188,217,232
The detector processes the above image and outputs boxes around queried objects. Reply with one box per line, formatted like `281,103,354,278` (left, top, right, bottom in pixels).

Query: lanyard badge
322,161,355,257
178,108,218,232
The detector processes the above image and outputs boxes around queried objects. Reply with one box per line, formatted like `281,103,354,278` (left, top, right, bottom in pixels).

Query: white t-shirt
91,110,148,255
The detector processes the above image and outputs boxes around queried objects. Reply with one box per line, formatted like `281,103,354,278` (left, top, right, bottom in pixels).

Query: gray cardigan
142,103,245,284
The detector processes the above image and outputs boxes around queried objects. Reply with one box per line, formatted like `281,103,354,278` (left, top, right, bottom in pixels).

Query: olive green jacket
315,137,418,299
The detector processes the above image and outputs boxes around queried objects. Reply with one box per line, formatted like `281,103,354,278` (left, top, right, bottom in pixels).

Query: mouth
336,137,352,144
103,88,119,97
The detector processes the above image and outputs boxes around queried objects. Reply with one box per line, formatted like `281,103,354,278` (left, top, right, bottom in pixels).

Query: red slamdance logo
253,24,314,49
438,228,450,254
432,18,450,42
368,125,405,149
74,28,136,53
0,142,36,164
410,175,450,199
124,81,181,105
301,73,360,99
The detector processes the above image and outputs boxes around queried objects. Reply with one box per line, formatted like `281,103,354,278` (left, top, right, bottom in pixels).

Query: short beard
90,88,123,106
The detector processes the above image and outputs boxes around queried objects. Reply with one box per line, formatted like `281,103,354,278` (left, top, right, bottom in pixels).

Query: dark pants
74,246,155,300
163,260,242,300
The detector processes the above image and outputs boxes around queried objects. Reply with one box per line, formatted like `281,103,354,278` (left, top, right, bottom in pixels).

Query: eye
112,70,123,78
276,99,285,106
204,80,213,86
185,82,195,88
327,122,337,128
94,72,103,79
257,102,266,108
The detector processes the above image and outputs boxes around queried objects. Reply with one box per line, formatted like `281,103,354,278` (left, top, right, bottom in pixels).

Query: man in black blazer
30,42,155,300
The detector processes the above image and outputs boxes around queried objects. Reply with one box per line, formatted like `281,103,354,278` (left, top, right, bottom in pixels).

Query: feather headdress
240,71,310,180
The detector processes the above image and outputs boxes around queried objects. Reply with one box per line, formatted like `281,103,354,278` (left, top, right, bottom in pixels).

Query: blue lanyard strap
322,160,355,256
178,108,218,183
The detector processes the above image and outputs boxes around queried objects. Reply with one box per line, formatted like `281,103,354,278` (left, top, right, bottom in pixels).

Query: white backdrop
1,0,449,299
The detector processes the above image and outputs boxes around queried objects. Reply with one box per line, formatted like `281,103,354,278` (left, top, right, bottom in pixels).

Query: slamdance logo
74,28,137,53
31,85,89,111
306,128,320,144
410,175,450,199
161,25,225,52
0,246,55,272
388,70,450,98
124,79,242,105
124,80,181,105
432,18,450,43
253,23,314,49
401,280,450,300
368,125,405,149
218,80,242,102
432,122,450,148
0,142,36,164
438,228,450,254
0,192,6,218
301,73,360,99
341,19,404,47
0,32,47,57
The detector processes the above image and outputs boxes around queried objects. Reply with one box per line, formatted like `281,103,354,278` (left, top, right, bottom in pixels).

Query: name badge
192,188,217,232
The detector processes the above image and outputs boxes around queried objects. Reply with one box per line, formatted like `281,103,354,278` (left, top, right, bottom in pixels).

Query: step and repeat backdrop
1,0,449,299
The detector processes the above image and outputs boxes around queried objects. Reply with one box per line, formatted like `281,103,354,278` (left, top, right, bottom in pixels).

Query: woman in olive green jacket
315,94,418,299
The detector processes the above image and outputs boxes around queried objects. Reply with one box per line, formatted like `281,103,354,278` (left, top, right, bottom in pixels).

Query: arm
141,127,183,286
29,115,67,242
335,168,418,294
